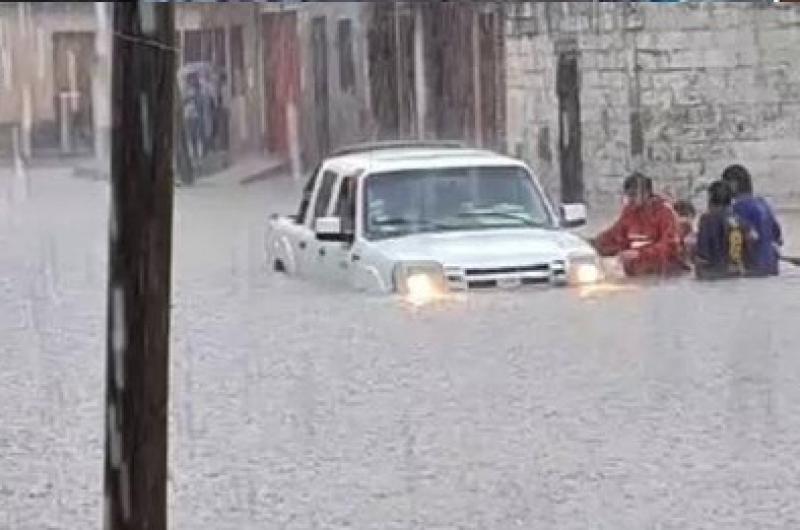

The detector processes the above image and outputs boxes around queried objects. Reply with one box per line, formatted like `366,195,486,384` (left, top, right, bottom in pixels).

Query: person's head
707,180,733,210
673,199,696,220
721,164,753,197
622,172,653,207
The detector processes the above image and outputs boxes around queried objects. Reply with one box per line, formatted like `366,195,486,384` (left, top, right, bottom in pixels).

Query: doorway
52,32,95,154
261,12,300,156
556,51,584,204
367,4,415,140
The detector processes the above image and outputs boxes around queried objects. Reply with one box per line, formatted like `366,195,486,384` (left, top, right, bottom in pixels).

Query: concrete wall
506,2,800,209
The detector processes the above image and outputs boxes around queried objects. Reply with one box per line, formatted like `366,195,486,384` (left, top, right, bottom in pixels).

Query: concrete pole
287,101,301,181
59,93,72,154
21,83,32,159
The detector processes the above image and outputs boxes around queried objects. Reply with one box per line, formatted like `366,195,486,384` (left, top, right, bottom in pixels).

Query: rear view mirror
561,203,587,228
314,216,353,243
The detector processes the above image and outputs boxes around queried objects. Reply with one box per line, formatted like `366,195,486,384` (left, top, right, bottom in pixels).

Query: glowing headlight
574,263,601,284
568,254,602,285
393,261,447,303
406,273,437,302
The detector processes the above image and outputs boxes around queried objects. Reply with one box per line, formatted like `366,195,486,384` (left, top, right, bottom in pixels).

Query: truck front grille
445,262,564,291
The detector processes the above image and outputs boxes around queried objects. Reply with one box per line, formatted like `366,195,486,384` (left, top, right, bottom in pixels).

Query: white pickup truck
266,142,602,299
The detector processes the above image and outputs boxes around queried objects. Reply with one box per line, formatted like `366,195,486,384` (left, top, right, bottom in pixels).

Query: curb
239,161,290,185
72,165,109,181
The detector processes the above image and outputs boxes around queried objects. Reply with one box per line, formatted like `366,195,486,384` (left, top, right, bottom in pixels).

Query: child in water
672,199,697,268
693,180,755,280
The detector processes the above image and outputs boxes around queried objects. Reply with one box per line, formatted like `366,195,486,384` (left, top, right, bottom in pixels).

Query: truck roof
325,146,528,175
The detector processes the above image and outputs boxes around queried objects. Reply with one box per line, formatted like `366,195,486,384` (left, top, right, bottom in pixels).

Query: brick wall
506,2,800,209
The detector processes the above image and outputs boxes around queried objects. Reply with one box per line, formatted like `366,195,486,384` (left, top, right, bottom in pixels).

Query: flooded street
3,170,800,529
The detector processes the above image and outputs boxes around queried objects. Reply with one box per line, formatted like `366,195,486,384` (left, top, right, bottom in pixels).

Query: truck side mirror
315,216,353,243
561,203,587,228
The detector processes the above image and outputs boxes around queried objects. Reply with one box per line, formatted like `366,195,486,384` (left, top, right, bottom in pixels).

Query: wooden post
104,3,175,530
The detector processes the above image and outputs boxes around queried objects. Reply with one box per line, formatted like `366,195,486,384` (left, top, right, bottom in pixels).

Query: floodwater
2,168,800,529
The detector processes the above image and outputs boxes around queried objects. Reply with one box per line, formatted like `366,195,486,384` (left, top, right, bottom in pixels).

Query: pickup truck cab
266,142,601,298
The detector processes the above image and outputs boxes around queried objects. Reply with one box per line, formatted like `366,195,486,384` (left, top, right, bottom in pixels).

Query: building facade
0,3,101,158
505,2,800,208
0,2,509,174
366,2,507,152
0,2,374,169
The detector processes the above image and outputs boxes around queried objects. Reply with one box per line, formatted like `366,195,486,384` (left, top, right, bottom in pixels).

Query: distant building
0,3,100,158
0,2,508,174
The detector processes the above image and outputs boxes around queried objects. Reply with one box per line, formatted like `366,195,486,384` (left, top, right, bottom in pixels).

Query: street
3,169,800,529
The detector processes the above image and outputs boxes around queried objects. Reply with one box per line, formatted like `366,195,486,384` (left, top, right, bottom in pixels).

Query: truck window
312,170,338,222
296,167,320,225
334,176,357,235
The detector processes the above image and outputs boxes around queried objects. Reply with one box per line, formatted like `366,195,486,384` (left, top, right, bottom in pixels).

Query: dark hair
673,199,696,218
707,180,733,208
721,164,753,195
623,172,653,197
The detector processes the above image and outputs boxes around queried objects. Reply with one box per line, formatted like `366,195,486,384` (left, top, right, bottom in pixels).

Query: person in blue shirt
721,164,783,276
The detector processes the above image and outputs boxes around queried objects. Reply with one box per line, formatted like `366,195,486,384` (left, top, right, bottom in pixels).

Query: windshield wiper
372,217,421,226
455,210,545,227
371,217,457,235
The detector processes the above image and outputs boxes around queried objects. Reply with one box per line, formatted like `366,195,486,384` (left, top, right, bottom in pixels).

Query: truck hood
370,228,596,268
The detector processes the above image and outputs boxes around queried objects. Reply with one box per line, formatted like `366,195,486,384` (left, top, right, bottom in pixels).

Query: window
337,19,355,93
182,28,226,71
363,167,554,240
230,25,245,96
296,167,320,225
334,176,357,235
312,170,338,222
183,30,202,64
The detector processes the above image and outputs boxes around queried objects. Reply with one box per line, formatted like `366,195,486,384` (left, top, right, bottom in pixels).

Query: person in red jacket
592,172,686,277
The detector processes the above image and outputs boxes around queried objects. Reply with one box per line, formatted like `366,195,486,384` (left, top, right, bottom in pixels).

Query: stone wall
506,2,800,209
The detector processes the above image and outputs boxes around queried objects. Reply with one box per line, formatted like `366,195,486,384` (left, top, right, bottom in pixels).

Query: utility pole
104,3,175,530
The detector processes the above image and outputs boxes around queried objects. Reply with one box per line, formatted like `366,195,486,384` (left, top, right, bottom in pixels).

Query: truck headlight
567,254,602,285
393,261,447,303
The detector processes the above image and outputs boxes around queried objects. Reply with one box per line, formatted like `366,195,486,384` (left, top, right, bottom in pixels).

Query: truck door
305,169,339,281
320,174,358,286
276,168,318,277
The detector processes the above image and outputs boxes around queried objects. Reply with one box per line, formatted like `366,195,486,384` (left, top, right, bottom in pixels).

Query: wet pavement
2,168,800,529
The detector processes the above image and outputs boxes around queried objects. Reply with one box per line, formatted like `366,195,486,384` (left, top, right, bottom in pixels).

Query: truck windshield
363,166,554,240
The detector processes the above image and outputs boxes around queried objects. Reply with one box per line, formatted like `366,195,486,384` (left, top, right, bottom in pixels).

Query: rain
1,2,800,529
